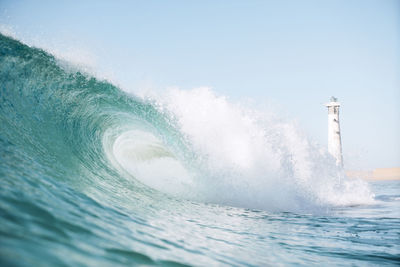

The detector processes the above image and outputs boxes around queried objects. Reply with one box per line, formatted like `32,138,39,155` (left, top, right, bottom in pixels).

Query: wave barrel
325,96,343,167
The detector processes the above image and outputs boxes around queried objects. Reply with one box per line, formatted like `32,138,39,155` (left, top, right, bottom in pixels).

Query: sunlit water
1,34,399,266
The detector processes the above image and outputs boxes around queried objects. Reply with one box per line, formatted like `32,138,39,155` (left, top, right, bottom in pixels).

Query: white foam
137,87,375,212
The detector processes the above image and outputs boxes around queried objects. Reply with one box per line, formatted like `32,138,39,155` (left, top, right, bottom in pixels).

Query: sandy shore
346,168,400,181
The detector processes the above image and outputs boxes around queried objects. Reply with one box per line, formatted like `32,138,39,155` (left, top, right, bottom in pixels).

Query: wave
0,33,374,213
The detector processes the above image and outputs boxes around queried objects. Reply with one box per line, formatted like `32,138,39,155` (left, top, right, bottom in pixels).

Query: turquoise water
0,34,399,266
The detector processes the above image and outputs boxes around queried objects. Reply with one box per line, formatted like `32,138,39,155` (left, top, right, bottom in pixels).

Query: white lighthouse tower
325,96,343,167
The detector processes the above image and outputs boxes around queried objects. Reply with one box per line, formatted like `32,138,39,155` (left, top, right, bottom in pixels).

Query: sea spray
111,87,375,212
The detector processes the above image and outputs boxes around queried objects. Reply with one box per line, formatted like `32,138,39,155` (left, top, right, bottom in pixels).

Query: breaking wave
0,33,374,214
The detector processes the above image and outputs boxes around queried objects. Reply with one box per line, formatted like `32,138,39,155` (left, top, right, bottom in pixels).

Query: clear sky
1,0,399,169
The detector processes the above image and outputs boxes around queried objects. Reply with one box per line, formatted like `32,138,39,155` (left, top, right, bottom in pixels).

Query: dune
346,168,400,181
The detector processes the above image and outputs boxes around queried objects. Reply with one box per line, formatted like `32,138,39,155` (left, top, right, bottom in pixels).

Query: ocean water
0,33,399,266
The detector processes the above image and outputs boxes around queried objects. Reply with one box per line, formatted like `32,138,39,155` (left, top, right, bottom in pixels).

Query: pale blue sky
1,0,399,169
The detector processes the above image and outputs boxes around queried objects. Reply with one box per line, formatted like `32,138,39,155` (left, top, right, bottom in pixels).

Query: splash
112,87,375,212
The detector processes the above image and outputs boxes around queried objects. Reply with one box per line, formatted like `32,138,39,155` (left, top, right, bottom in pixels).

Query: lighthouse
325,96,343,167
